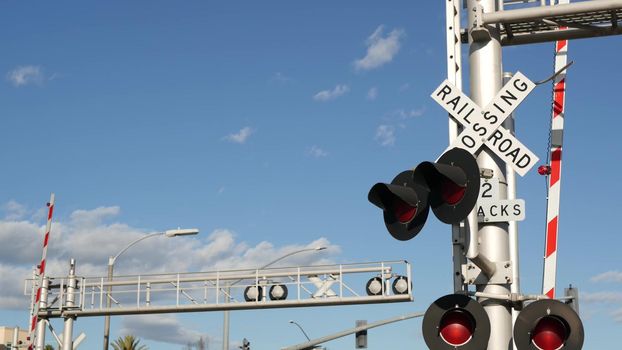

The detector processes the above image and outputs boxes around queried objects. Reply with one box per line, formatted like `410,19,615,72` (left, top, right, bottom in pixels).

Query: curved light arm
108,228,199,266
259,247,327,270
227,246,326,287
289,320,311,341
109,232,166,266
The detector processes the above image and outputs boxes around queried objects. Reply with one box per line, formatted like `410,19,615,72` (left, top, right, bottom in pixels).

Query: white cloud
70,206,120,227
582,291,622,304
354,26,404,71
308,145,328,158
271,72,292,83
582,291,622,324
367,87,378,101
120,314,208,345
7,66,44,87
591,271,622,283
394,108,425,119
375,125,395,146
2,200,28,220
371,108,424,148
0,220,46,264
0,264,35,309
224,127,253,144
313,84,350,102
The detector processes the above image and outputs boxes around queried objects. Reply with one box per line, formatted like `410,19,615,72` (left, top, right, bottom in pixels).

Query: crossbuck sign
431,72,539,176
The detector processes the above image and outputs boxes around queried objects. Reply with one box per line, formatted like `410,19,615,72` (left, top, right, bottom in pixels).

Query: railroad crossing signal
422,294,491,350
368,148,480,240
513,299,584,350
431,72,539,176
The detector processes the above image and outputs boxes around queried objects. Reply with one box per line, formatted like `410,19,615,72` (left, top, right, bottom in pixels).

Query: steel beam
483,0,622,25
39,294,412,318
501,26,622,45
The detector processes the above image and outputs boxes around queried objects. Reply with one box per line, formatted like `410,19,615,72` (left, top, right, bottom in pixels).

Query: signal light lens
391,198,417,223
440,179,466,205
531,316,567,350
391,276,409,295
366,277,383,296
439,309,475,346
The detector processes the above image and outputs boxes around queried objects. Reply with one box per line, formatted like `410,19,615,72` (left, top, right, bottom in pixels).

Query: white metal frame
26,260,412,318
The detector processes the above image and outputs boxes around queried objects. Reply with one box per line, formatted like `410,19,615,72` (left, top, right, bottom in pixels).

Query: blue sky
1,1,621,349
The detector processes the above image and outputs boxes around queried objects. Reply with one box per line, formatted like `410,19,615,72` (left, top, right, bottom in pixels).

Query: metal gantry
25,260,412,345
485,0,622,45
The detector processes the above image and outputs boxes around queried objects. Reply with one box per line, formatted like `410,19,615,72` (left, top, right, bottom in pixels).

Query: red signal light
531,316,567,350
423,294,491,350
391,198,417,223
514,299,583,350
439,309,475,346
440,179,466,205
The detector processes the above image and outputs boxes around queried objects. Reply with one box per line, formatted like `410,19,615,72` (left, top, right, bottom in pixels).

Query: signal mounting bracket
470,4,491,42
462,260,513,285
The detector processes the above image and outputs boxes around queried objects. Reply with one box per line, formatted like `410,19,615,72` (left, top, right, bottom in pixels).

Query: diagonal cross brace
307,275,338,298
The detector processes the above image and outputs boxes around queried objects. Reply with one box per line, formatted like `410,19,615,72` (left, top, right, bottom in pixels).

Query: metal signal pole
466,0,513,348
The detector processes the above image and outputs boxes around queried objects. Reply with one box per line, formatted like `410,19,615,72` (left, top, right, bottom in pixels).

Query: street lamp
102,228,199,350
222,246,327,350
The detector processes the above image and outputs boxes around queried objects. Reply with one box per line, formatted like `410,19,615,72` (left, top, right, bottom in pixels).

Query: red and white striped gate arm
542,2,569,299
28,193,55,350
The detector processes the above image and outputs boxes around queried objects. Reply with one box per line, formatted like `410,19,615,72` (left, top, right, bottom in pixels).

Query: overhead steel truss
465,0,622,45
25,260,412,318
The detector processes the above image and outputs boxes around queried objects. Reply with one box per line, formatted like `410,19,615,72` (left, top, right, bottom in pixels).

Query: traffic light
514,299,584,350
355,320,367,349
422,294,491,350
368,148,480,241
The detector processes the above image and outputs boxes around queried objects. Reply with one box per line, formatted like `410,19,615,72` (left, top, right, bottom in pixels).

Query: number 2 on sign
479,178,499,200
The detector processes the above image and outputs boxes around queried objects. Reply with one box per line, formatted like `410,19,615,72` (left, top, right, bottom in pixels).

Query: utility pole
466,0,512,348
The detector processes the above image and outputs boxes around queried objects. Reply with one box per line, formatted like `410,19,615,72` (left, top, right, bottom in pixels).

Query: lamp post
102,228,199,350
222,246,326,350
